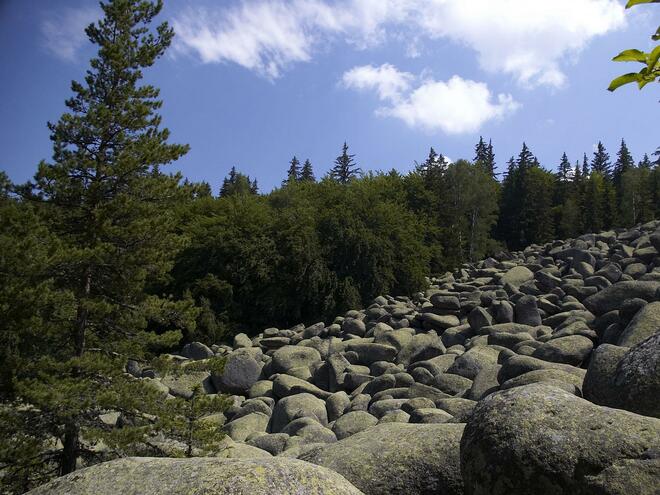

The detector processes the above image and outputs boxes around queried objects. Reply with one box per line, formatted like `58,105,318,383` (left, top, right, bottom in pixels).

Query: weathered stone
446,346,499,380
531,335,593,366
300,422,465,495
346,342,398,365
26,457,364,495
223,412,270,442
468,306,493,332
500,266,534,287
232,333,253,350
271,345,322,374
332,411,378,440
271,393,328,433
182,341,214,360
583,281,659,315
460,384,660,495
212,351,262,395
342,318,366,337
617,301,660,347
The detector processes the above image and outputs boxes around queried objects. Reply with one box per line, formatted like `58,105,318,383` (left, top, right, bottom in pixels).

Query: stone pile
30,221,660,494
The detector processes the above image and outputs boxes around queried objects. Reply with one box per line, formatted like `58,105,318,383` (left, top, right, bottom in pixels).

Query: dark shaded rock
583,281,659,315
618,301,660,347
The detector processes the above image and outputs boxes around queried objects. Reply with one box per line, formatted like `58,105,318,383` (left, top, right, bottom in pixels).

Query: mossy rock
300,422,464,495
26,457,364,494
460,383,660,495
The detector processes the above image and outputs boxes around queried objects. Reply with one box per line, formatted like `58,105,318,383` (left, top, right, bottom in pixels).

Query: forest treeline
160,136,660,343
0,0,659,491
3,122,660,345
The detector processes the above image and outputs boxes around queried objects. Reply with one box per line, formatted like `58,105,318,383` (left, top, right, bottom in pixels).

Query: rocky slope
30,221,660,494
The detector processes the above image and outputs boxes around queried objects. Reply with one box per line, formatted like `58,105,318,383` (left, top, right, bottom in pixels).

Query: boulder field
30,221,660,494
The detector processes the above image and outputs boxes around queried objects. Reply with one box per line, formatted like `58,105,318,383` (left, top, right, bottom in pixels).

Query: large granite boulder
300,422,464,495
26,457,364,495
460,383,660,495
584,334,660,418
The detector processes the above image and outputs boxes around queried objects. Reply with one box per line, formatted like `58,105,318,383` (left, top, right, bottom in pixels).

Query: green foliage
497,143,555,249
1,0,201,487
150,357,230,457
220,166,259,197
608,1,659,91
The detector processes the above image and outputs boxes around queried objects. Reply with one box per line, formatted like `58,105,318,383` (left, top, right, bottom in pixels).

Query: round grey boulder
460,383,660,495
531,335,593,366
271,393,329,433
332,411,378,440
212,351,263,395
271,345,322,374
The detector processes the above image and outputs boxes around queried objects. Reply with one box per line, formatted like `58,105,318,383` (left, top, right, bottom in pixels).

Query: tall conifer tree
613,138,634,193
300,159,315,182
330,142,362,184
19,0,197,476
591,141,612,178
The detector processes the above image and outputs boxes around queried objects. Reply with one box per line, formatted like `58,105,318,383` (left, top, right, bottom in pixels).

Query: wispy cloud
41,6,99,62
172,0,626,88
343,64,520,134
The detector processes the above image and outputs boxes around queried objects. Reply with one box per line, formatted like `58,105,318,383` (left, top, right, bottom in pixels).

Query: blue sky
0,0,658,193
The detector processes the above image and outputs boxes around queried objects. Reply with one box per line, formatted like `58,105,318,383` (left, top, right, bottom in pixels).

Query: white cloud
343,64,520,134
41,7,99,62
341,63,413,102
417,0,626,88
172,0,626,88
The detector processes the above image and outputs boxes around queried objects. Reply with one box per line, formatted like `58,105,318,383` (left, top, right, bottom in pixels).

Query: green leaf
648,45,660,69
653,26,660,41
626,0,660,8
612,49,647,63
638,78,654,89
608,73,641,91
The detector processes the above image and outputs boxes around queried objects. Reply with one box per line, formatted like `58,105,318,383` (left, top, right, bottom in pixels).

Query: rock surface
301,422,464,495
26,457,364,495
460,383,660,495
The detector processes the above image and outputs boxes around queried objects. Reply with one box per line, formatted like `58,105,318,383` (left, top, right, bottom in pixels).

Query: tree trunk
60,421,79,475
61,267,92,474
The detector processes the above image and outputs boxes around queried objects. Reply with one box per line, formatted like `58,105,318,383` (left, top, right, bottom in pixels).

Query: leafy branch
608,0,660,91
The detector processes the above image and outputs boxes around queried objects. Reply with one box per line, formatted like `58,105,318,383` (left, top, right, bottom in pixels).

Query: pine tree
219,166,237,196
638,153,652,169
17,0,197,477
417,147,439,175
300,159,315,182
330,142,362,184
517,142,535,170
486,139,496,176
474,137,496,176
556,152,572,182
591,141,611,179
613,138,634,193
283,156,300,185
219,167,257,197
474,136,487,163
582,153,590,178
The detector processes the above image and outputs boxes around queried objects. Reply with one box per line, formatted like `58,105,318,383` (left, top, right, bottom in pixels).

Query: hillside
27,221,660,495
